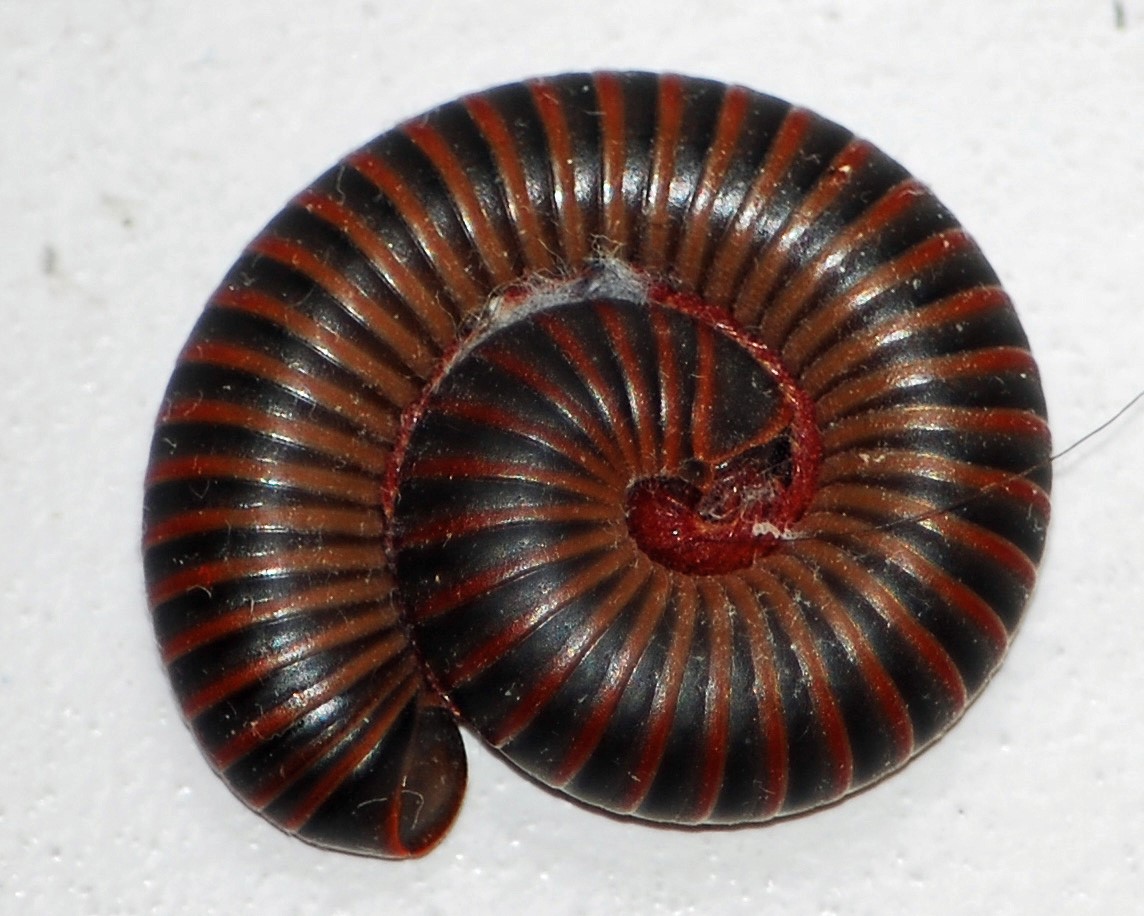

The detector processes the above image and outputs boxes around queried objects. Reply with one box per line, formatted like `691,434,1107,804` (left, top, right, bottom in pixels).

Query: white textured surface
3,1,1143,913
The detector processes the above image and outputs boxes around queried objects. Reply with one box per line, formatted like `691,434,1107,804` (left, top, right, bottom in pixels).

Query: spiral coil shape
143,72,1051,857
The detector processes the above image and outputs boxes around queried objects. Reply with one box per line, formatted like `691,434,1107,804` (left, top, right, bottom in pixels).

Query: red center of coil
623,284,821,575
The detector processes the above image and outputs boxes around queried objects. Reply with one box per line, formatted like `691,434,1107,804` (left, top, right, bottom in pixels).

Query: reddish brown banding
144,72,1051,857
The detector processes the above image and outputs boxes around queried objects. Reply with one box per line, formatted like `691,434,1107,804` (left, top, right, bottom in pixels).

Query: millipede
142,72,1052,857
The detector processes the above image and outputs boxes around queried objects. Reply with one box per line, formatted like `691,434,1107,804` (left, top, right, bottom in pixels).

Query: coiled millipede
143,72,1051,857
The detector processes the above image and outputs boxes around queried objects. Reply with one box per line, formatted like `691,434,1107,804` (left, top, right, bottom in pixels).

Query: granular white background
3,1,1143,913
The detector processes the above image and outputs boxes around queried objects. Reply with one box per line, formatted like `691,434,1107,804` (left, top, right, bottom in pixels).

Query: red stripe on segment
951,404,1051,441
650,304,684,472
402,119,517,287
886,542,1010,659
691,578,734,822
479,343,628,472
182,616,406,719
346,149,488,311
919,509,1040,592
799,282,1008,397
249,235,438,379
674,85,751,291
488,562,651,747
550,568,672,786
405,525,619,623
160,577,398,665
444,547,634,688
530,80,589,264
211,286,422,410
815,346,1043,426
639,74,686,271
781,545,916,765
816,447,1051,522
707,107,815,311
620,575,699,813
595,303,657,478
810,481,1041,591
242,666,415,810
397,501,617,552
280,667,422,832
744,567,855,801
144,503,383,550
736,137,876,331
594,72,629,254
148,542,385,609
765,178,930,348
145,452,380,506
861,588,968,712
177,338,399,442
689,322,718,462
463,93,556,272
821,404,1050,458
157,397,388,476
211,637,416,771
784,229,976,378
400,454,618,504
428,393,617,487
722,576,788,818
294,189,459,348
795,511,975,708
536,310,642,473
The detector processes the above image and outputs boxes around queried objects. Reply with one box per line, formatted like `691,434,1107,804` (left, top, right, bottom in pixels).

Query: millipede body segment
143,72,1051,857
